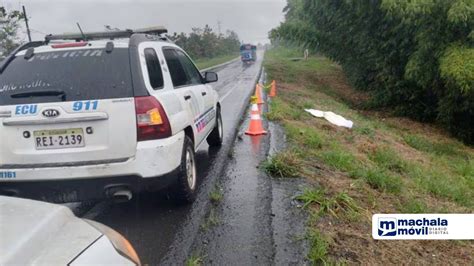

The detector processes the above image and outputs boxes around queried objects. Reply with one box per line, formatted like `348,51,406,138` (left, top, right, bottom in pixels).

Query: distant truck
240,44,257,64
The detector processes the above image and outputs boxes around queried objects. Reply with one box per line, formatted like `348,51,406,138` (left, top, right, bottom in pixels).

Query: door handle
184,95,191,101
201,92,207,96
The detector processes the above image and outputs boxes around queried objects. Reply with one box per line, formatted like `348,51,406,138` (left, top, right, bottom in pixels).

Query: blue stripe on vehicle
194,107,214,123
194,107,216,133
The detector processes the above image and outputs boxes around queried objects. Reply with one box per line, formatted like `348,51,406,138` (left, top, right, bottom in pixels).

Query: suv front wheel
174,136,197,203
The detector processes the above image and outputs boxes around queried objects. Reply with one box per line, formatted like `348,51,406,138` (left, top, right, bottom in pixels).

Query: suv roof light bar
44,26,168,42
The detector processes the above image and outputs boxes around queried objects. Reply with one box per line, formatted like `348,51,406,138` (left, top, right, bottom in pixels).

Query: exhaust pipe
112,189,132,202
105,186,133,203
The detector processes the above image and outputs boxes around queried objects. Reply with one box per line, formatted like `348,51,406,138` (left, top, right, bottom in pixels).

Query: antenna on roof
76,22,86,40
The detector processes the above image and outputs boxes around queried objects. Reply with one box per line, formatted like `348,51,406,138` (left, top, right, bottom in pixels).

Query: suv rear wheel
206,107,223,147
174,135,197,203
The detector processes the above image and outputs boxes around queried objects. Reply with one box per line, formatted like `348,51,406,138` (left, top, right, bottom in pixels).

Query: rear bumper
0,132,185,202
0,169,179,202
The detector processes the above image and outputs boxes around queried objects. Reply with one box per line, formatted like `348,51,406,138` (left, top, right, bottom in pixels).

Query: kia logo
42,109,60,118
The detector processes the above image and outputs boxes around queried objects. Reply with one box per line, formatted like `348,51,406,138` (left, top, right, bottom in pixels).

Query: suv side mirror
204,72,218,83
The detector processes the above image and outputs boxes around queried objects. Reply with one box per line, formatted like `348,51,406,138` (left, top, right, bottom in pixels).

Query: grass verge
194,54,238,70
263,150,302,178
264,46,474,264
307,229,329,264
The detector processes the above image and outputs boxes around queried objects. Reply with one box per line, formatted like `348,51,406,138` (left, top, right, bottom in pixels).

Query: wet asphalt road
188,74,309,265
70,53,266,264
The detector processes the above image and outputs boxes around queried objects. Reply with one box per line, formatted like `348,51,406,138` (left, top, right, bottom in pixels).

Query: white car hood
0,196,102,265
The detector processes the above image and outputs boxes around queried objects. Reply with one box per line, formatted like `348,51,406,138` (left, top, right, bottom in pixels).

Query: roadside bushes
167,25,240,60
0,6,25,58
270,0,474,144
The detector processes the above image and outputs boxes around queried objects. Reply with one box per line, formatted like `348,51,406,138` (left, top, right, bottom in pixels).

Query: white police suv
0,27,223,203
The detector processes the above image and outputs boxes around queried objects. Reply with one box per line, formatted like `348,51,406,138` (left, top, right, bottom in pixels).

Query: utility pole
217,20,222,36
22,5,31,42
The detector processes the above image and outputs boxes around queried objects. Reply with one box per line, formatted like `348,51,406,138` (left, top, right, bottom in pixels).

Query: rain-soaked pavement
188,74,309,265
68,52,308,264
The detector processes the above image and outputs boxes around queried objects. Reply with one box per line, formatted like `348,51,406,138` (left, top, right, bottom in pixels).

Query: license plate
34,128,85,150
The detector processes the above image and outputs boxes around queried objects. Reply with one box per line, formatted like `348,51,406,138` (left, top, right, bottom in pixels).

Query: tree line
0,6,24,58
270,0,473,144
167,25,241,59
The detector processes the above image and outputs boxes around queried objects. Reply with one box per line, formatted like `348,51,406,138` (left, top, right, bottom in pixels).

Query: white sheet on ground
305,109,353,128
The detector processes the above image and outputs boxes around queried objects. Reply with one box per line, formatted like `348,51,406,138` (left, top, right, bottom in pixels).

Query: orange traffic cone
269,80,277,97
255,84,265,105
245,99,267,136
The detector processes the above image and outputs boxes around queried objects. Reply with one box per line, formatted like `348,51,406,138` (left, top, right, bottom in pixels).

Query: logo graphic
372,214,473,240
42,109,60,118
378,218,397,236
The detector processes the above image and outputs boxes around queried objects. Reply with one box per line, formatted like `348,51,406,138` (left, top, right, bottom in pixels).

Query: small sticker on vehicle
0,171,16,178
112,99,132,103
195,107,216,133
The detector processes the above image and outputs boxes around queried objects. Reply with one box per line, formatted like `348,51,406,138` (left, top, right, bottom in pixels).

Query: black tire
206,107,223,147
174,135,197,204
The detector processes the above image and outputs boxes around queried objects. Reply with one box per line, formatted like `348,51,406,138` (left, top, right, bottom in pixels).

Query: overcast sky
2,0,287,44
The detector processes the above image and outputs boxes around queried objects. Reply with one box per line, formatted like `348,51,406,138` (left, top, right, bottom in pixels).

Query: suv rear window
0,48,133,106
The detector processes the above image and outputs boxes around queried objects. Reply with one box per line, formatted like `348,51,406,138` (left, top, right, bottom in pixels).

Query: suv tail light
134,96,171,141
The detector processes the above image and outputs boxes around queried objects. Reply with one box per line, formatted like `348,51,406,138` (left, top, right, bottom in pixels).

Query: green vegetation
186,253,204,266
264,47,474,208
306,229,329,264
209,185,223,204
270,0,474,144
284,123,323,149
403,134,466,157
356,168,403,194
297,188,361,219
369,147,407,173
320,149,356,173
194,54,238,70
263,150,302,178
0,6,25,58
296,188,361,263
264,47,474,263
398,199,429,214
168,25,240,66
200,208,220,231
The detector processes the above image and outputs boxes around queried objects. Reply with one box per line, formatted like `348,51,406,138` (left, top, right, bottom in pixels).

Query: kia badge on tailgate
42,109,60,118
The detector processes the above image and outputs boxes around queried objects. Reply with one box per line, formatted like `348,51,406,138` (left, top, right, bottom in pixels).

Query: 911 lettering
15,104,38,115
72,100,99,111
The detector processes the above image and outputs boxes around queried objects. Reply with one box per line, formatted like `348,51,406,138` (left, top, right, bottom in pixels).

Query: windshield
0,48,133,105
